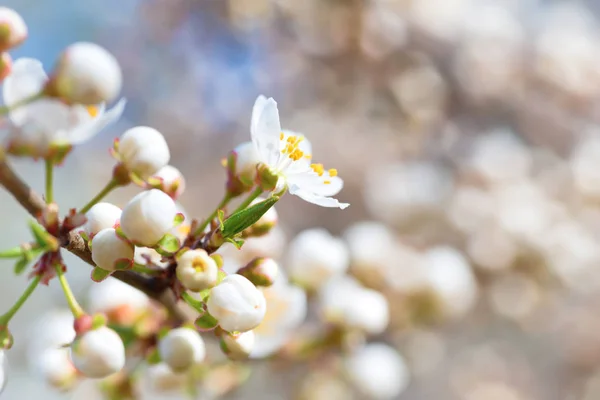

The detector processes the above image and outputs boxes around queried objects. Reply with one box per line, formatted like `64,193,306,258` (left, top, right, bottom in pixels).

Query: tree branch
0,153,188,323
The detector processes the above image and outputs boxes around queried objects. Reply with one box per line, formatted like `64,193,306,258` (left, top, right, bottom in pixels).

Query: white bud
27,310,75,356
320,276,389,335
207,274,266,333
70,326,125,379
0,7,27,52
91,228,134,271
158,327,206,373
220,331,255,360
0,351,5,393
50,42,121,105
151,165,185,199
176,249,219,292
82,202,121,239
145,363,186,392
345,343,410,400
87,277,149,315
232,141,260,184
120,189,177,246
287,228,349,290
118,127,170,180
237,257,279,287
33,348,77,389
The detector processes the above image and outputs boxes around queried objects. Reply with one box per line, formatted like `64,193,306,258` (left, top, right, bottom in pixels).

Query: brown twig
0,152,187,323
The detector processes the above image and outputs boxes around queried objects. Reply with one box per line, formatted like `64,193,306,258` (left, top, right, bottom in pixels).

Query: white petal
288,185,350,209
3,58,48,125
287,171,344,197
66,98,126,144
250,96,281,166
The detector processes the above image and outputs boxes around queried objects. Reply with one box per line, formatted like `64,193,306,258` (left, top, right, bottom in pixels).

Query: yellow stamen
86,106,98,118
328,169,338,177
311,163,325,176
324,180,331,184
280,132,284,140
281,134,307,161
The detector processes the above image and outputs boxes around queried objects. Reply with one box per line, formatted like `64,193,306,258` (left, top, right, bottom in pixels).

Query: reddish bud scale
0,52,11,82
73,315,93,335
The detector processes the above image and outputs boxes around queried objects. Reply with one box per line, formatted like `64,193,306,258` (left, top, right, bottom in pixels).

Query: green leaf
91,267,112,282
226,237,244,249
221,196,279,239
195,311,218,331
154,233,180,256
14,257,29,275
146,348,161,365
28,221,58,251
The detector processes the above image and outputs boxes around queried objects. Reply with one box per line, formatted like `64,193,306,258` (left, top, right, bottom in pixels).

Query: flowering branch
0,153,188,322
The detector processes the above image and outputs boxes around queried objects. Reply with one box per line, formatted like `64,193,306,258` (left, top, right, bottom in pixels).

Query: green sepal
14,257,29,275
28,221,58,251
0,327,13,350
195,311,218,331
146,348,161,365
173,213,185,226
210,254,224,268
221,196,279,239
79,231,90,243
91,267,112,282
146,176,163,188
154,233,180,256
157,326,170,340
92,314,108,329
217,269,228,284
113,258,133,270
226,237,245,249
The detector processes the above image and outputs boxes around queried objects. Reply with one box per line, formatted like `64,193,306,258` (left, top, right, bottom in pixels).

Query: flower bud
120,189,177,247
230,141,260,186
176,249,219,292
344,343,410,400
237,257,278,287
0,52,11,82
70,326,125,379
242,197,278,237
48,42,121,105
0,350,5,393
0,8,27,52
118,126,170,180
150,165,185,200
34,348,77,389
320,276,389,335
91,228,134,271
287,228,350,290
207,274,266,333
158,327,206,373
87,277,149,323
145,363,187,392
82,202,121,239
220,331,255,360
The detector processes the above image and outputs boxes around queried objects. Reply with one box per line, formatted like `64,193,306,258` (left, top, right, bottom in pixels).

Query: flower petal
287,171,344,197
250,95,281,166
3,58,49,125
65,98,126,145
288,184,350,209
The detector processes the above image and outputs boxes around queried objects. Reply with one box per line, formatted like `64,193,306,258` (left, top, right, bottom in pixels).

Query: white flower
0,351,5,392
571,128,600,199
250,96,349,209
176,249,219,292
2,58,125,158
144,363,187,392
49,42,122,105
120,189,177,246
220,331,255,360
82,202,121,239
344,343,410,400
320,276,389,335
27,310,75,357
150,165,185,199
0,7,27,51
250,271,307,359
70,326,125,379
91,228,134,271
118,126,170,180
158,328,206,373
33,348,77,389
424,246,478,319
207,274,266,333
343,221,397,281
87,277,149,315
287,228,349,290
232,141,261,185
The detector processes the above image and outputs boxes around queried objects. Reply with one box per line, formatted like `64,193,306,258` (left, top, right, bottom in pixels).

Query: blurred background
4,0,600,398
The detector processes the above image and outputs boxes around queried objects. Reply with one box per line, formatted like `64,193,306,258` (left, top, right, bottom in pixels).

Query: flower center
86,106,99,118
280,133,310,161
